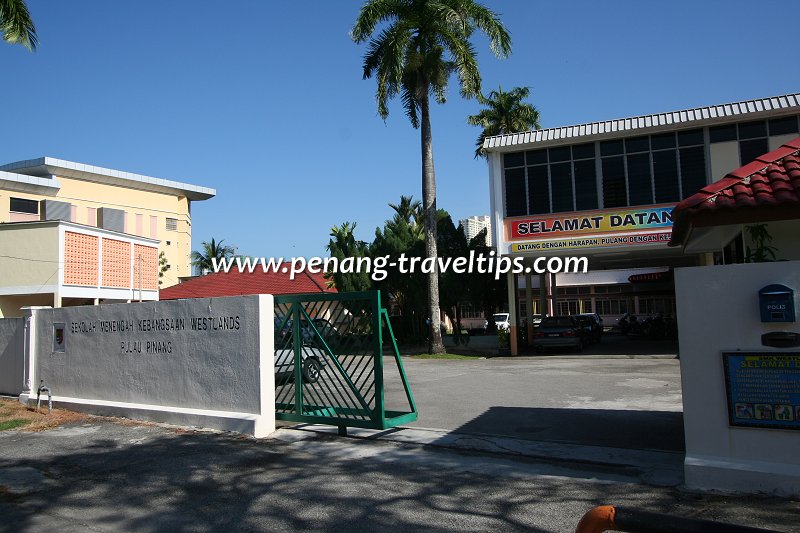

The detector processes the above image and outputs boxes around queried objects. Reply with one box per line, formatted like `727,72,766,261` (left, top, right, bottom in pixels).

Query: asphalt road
386,355,684,452
1,421,798,532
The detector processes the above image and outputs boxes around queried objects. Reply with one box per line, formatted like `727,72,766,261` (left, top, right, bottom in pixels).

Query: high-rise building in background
459,215,492,246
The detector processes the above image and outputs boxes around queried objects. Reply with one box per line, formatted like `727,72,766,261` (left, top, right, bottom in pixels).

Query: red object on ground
574,505,616,533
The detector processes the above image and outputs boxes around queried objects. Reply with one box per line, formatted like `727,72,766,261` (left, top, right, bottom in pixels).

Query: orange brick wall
133,244,158,290
63,232,99,286
102,238,131,288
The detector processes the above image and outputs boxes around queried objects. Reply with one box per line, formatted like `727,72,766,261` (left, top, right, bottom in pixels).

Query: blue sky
2,1,798,258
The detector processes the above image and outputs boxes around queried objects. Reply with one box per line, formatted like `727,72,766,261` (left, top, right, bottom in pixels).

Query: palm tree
191,238,235,275
352,0,511,353
1,0,37,50
468,86,540,158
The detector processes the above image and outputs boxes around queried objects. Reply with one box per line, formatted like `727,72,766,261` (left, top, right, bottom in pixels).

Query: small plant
497,327,510,348
745,224,778,263
158,251,169,287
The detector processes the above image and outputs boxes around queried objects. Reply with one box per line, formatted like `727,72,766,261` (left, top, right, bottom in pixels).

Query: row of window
519,296,676,318
8,196,179,232
503,115,800,217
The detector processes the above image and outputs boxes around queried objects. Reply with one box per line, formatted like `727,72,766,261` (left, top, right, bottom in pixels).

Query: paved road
385,356,684,452
1,421,797,532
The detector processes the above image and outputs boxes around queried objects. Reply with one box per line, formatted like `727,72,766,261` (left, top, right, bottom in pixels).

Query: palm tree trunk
420,87,445,354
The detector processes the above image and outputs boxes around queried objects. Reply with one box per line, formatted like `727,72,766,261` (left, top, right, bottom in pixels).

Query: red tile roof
160,268,336,300
669,136,800,246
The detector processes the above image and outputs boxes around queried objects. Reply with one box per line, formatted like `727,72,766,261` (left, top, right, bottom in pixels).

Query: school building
483,93,800,353
0,157,215,316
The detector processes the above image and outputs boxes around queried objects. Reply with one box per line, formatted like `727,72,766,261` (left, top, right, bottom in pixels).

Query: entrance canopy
670,137,800,252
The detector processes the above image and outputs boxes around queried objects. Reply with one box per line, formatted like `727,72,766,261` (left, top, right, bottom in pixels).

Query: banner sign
511,232,672,252
504,204,675,253
722,352,800,431
507,204,675,241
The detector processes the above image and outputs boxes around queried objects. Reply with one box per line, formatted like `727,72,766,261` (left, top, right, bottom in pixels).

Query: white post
254,294,276,437
19,306,50,405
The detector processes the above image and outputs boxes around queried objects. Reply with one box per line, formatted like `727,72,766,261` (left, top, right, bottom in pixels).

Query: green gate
274,290,417,433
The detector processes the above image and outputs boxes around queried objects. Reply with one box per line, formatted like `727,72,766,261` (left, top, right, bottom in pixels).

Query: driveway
1,420,797,532
388,356,684,452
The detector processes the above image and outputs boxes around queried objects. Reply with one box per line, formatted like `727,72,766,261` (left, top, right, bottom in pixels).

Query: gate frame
274,290,417,431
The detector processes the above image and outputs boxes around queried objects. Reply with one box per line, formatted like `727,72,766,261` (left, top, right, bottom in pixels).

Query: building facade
483,93,800,354
459,215,492,246
0,157,215,317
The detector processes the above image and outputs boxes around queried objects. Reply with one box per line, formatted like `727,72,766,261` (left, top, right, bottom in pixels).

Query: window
709,124,737,143
737,121,767,139
652,149,680,203
595,298,630,315
740,138,769,166
527,165,550,214
768,116,799,136
601,157,627,208
504,152,525,168
505,168,527,216
626,152,653,206
573,159,598,211
679,146,707,199
10,197,38,214
166,218,178,231
550,162,573,212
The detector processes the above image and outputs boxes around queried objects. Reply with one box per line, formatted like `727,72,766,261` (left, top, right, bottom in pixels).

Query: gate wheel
303,357,322,383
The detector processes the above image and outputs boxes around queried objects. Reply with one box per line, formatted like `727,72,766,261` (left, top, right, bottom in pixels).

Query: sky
2,1,798,259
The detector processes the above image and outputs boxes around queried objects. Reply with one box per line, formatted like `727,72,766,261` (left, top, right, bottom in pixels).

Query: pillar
539,272,548,318
550,272,558,316
525,271,533,341
507,270,518,356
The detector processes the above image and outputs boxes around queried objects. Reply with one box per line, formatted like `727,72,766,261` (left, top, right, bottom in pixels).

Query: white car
275,346,327,384
484,313,510,331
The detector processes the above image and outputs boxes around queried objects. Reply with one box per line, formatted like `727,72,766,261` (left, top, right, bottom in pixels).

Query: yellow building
0,157,215,317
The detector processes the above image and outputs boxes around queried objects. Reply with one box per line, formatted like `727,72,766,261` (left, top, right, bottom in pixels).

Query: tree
468,86,540,159
191,238,235,274
326,222,373,292
158,251,169,287
352,0,511,353
1,0,37,50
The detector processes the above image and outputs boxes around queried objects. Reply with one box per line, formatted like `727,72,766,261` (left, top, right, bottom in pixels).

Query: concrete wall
0,318,24,395
24,295,275,436
676,261,800,496
746,220,800,261
0,223,59,296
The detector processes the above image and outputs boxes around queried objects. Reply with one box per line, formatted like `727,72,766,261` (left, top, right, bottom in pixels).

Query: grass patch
410,353,485,360
0,398,88,432
0,418,31,431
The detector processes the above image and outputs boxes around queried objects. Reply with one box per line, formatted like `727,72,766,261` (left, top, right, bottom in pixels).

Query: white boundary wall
0,317,24,395
18,295,275,437
676,261,800,496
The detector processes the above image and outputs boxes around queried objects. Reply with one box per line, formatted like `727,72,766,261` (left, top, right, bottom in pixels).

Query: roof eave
0,157,216,201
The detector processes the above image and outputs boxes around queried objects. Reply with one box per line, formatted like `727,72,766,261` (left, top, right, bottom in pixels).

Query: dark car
532,316,584,353
572,313,603,344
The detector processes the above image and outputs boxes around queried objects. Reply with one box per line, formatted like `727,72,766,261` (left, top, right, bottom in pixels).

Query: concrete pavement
1,420,798,532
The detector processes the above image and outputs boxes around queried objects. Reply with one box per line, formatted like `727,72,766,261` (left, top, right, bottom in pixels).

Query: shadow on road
449,406,685,452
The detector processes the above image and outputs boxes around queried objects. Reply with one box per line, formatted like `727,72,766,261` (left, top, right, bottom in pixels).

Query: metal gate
274,290,417,433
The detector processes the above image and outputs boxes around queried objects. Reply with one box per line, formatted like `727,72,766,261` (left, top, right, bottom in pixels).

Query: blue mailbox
759,284,795,323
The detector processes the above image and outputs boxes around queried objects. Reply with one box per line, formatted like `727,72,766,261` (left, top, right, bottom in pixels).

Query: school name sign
505,204,675,253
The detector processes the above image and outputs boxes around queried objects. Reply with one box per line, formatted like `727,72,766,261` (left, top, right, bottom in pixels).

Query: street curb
280,424,685,487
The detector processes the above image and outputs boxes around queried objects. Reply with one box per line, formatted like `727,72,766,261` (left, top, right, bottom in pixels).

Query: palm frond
0,0,37,51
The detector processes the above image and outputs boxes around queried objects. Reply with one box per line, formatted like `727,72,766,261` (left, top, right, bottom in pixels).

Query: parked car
484,313,510,331
572,313,603,344
275,345,328,384
532,316,584,353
